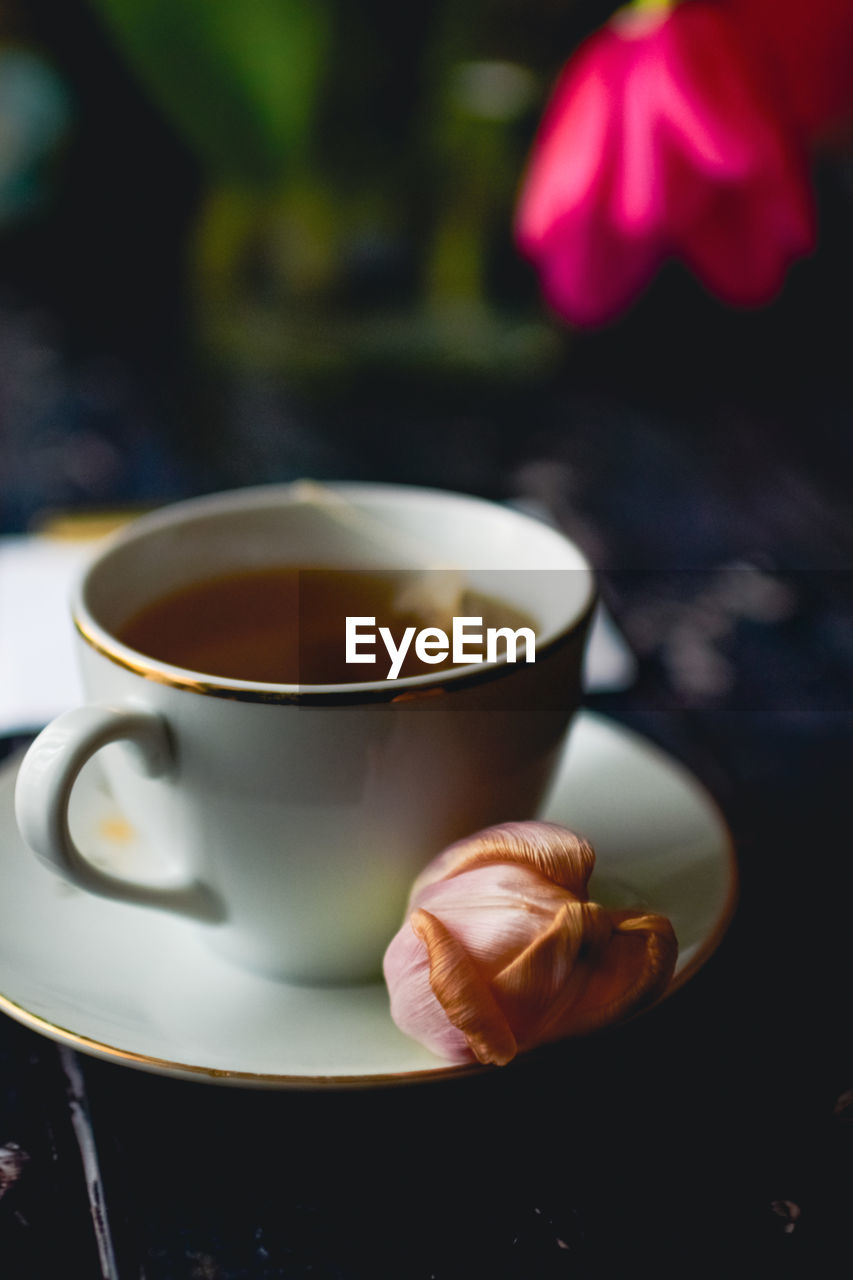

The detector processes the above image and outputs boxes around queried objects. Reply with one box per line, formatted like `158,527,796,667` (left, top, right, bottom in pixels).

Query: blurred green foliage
82,0,585,382
89,0,332,185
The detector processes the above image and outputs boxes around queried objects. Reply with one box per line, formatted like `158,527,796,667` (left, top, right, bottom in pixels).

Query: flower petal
516,29,665,327
515,35,619,248
730,0,853,141
413,864,568,976
539,910,678,1038
492,899,612,1034
678,176,814,305
410,909,518,1066
410,821,595,899
383,911,472,1062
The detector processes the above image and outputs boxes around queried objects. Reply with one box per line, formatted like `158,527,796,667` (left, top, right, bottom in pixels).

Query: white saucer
0,712,736,1088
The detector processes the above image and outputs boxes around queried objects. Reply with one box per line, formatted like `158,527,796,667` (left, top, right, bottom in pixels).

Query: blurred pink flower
515,1,816,327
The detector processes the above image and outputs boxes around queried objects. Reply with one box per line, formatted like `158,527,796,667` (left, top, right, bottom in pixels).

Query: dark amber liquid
117,567,537,684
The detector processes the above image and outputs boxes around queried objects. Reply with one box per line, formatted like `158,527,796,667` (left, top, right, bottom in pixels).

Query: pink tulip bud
383,822,677,1065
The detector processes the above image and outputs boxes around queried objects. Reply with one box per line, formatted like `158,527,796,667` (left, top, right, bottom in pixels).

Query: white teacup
14,483,595,983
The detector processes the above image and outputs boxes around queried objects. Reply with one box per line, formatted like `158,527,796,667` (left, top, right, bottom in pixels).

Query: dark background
1,1,852,1275
2,0,852,528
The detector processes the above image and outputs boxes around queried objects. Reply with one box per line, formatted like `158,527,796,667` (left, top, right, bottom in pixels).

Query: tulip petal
515,38,618,247
516,31,664,327
413,864,566,976
672,115,816,305
383,913,473,1062
657,7,764,179
410,908,518,1066
543,910,679,1037
615,53,669,232
535,208,663,328
730,0,853,141
410,821,595,898
492,900,611,1030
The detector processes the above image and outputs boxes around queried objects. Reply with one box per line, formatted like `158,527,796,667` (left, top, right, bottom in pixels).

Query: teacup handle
14,705,222,922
